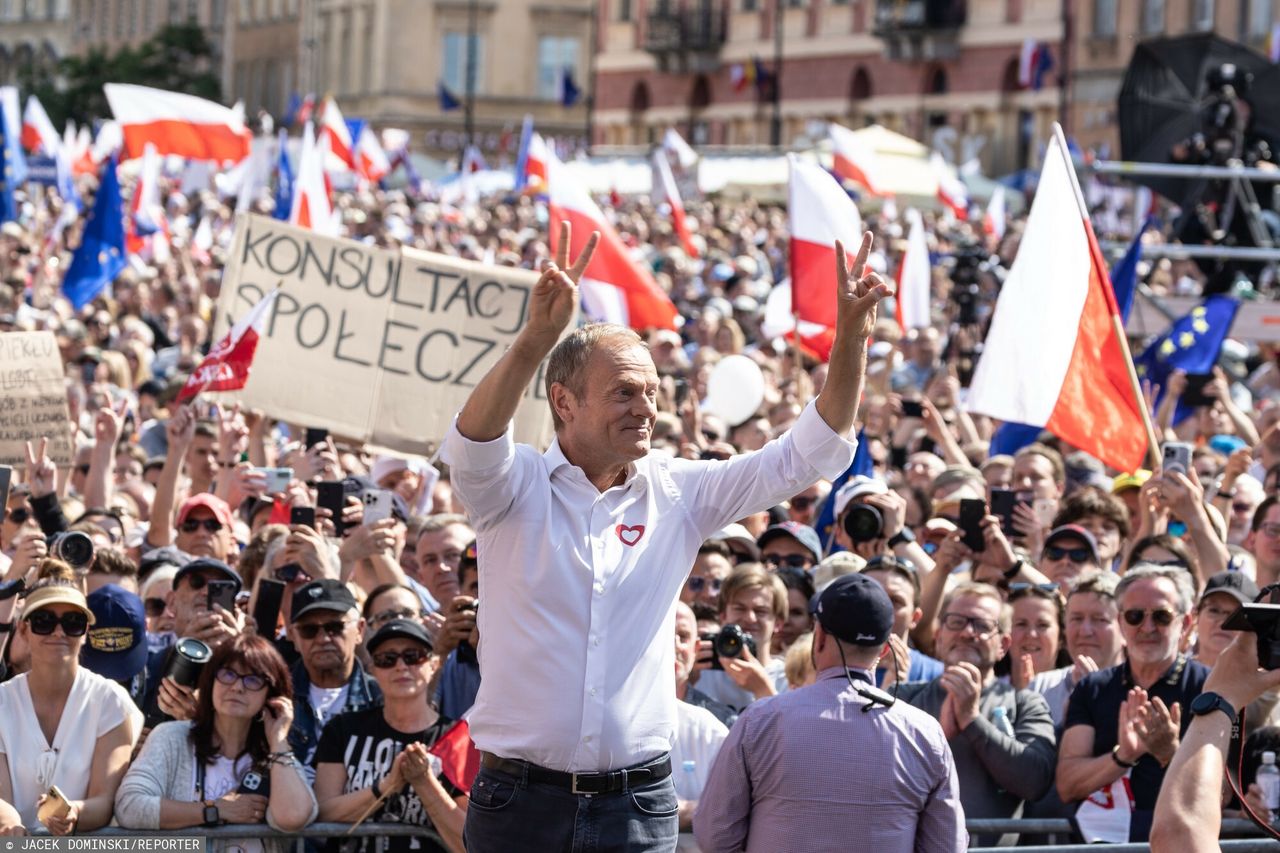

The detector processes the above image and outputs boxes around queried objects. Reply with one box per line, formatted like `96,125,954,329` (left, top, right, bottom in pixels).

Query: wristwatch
887,527,916,548
1189,691,1238,725
1002,559,1025,581
202,799,220,826
1110,745,1139,768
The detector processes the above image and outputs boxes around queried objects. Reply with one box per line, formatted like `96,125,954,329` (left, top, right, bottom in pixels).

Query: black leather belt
480,752,672,795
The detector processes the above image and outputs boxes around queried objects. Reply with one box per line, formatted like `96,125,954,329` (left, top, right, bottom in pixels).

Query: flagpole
1051,122,1161,471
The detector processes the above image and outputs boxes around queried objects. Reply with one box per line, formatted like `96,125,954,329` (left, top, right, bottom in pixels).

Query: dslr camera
702,624,757,670
49,531,94,570
1224,584,1280,670
843,504,883,544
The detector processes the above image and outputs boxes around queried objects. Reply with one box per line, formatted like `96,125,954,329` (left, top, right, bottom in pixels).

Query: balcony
873,0,966,61
644,4,726,73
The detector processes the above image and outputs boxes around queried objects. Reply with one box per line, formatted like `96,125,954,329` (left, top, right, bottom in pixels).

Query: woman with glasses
315,619,468,853
0,560,142,833
116,634,316,850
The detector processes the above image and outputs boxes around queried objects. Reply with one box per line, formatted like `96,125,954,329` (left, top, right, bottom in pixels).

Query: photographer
694,564,789,711
831,476,936,573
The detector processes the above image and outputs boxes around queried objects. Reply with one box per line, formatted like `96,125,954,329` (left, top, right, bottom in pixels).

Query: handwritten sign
0,332,72,466
213,214,561,452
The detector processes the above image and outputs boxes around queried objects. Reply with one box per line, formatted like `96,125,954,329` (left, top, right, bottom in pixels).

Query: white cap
1265,751,1277,764
832,476,888,518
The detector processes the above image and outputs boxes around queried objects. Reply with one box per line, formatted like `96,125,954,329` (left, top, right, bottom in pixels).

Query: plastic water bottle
991,706,1015,737
680,760,697,798
1259,751,1280,812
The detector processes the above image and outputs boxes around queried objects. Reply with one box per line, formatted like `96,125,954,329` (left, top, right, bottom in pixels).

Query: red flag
428,719,481,794
177,290,280,401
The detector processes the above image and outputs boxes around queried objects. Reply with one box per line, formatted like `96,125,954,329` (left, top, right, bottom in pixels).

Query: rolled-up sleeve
437,417,528,529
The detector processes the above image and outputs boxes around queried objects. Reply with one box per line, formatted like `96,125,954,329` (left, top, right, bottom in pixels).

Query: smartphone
252,578,286,638
0,465,11,513
901,400,924,418
959,498,987,552
304,427,329,449
1162,442,1194,477
207,580,238,613
989,489,1017,536
363,489,394,526
37,785,71,824
673,379,689,407
890,445,909,470
317,480,346,536
1180,373,1215,408
1033,497,1058,528
255,467,293,493
290,506,316,530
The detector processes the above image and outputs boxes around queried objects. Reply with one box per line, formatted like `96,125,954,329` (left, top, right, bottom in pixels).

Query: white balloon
704,355,765,427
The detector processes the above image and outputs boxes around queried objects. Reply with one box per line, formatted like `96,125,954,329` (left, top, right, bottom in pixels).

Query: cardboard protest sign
0,332,73,466
213,214,560,452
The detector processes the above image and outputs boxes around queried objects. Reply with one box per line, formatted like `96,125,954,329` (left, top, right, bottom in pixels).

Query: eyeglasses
1008,582,1059,594
275,563,310,584
1232,502,1256,514
865,555,917,573
371,647,431,669
295,619,353,640
763,553,812,570
685,576,722,594
1045,546,1093,563
180,518,223,534
940,612,999,637
26,610,89,636
369,608,422,628
1259,523,1280,539
144,598,167,617
790,496,817,511
215,667,269,691
6,507,28,524
1122,608,1177,627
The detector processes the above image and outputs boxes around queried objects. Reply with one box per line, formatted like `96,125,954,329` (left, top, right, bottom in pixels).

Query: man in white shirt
440,225,889,852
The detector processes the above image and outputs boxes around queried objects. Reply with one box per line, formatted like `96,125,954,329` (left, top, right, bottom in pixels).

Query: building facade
594,0,1066,174
222,0,303,119
69,0,227,55
0,0,71,86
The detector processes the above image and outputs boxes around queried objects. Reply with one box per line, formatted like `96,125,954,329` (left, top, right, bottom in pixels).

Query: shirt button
590,687,598,697
594,583,605,594
590,634,599,646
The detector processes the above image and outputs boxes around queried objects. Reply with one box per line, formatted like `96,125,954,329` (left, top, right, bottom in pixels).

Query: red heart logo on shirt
616,524,645,547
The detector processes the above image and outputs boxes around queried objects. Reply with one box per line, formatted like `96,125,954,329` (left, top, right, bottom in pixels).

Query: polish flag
547,151,678,330
126,142,167,257
289,122,337,236
355,125,391,183
829,123,887,197
651,149,698,257
428,720,481,794
320,95,355,171
72,126,96,177
104,83,251,163
931,152,969,220
895,209,931,332
762,280,836,362
21,95,59,155
967,126,1152,473
177,289,281,401
788,154,862,330
984,185,1007,240
662,127,698,171
524,132,550,189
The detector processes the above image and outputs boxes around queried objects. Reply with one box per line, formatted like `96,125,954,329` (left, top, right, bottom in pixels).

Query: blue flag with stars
1134,295,1240,425
814,429,874,556
0,103,16,223
273,129,293,221
62,155,126,310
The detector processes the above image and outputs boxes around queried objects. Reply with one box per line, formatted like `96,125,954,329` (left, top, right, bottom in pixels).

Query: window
536,35,579,100
1140,0,1164,34
742,0,757,11
442,30,485,95
1092,0,1116,36
1248,0,1272,38
1190,0,1213,29
615,0,630,20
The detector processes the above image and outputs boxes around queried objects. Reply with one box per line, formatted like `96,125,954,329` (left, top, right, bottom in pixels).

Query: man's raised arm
455,223,599,442
814,231,892,438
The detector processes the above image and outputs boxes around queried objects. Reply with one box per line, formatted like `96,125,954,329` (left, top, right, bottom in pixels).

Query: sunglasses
685,576,722,594
215,667,269,691
180,518,223,534
371,647,431,669
6,507,28,524
144,597,167,617
1122,608,1177,627
370,608,423,628
27,610,89,637
276,563,310,584
1008,582,1059,594
74,464,90,476
790,496,817,511
763,553,812,570
295,620,352,640
1045,546,1092,563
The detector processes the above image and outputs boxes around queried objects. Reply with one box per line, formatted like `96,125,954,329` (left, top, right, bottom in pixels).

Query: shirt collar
817,665,876,684
1122,653,1187,688
542,437,651,493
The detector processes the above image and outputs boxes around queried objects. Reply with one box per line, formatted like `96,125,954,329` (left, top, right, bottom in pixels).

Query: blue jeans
463,762,679,853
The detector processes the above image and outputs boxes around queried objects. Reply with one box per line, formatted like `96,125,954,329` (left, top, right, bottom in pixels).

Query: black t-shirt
1063,655,1209,841
314,706,461,853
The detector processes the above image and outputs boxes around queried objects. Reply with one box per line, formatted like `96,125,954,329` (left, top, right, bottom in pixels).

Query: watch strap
1191,691,1238,726
1110,745,1139,768
1002,559,1025,581
888,528,915,548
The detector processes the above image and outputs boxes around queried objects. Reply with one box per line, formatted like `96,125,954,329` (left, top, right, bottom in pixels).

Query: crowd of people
0,160,1276,853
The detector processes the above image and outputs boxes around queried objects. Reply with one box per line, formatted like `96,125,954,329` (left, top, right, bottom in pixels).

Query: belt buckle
571,773,591,795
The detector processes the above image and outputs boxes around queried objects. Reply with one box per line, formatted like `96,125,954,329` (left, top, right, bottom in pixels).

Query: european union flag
62,156,126,310
1134,295,1240,425
439,82,461,112
989,422,1044,457
273,130,293,221
0,103,16,223
283,92,302,128
1110,217,1155,324
815,429,874,555
561,68,581,108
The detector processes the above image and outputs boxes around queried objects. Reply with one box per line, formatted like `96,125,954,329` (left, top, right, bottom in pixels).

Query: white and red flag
22,95,59,155
177,289,281,402
289,122,337,235
967,125,1153,472
320,95,355,171
788,154,862,331
547,151,678,330
523,132,550,190
356,125,391,183
651,149,698,258
931,152,969,219
895,208,931,332
984,185,1007,240
829,123,887,196
104,84,251,163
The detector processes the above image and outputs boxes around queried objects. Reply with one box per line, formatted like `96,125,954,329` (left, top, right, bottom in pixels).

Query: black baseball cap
812,573,894,647
366,618,433,653
291,578,358,622
174,557,241,593
139,545,193,578
1201,571,1259,607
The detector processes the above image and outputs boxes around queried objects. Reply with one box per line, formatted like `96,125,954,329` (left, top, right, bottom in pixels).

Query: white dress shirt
438,400,855,772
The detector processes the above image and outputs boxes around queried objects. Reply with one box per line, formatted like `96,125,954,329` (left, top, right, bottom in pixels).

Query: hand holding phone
958,498,987,552
207,580,238,614
362,490,394,526
37,785,71,824
289,506,316,530
1161,442,1194,477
